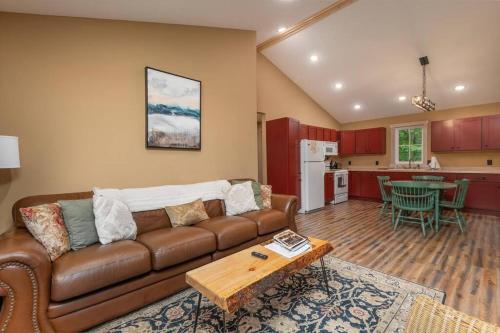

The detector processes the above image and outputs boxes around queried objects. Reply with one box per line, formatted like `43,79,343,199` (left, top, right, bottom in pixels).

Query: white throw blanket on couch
93,180,231,212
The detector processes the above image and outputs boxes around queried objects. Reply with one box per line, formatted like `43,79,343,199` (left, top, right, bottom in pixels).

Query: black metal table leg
320,257,331,296
222,310,227,333
193,293,202,333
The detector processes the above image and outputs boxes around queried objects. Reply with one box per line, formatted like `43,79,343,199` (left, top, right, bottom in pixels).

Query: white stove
333,169,348,204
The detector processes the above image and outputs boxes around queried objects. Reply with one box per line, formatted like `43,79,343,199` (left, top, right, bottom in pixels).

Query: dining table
384,180,457,230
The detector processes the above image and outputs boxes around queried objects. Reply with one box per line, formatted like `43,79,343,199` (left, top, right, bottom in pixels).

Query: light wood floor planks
296,199,499,325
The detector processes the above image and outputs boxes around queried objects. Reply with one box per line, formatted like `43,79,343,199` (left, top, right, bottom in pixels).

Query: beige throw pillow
165,199,209,227
261,185,272,209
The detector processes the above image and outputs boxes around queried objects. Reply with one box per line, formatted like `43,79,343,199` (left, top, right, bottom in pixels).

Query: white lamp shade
0,136,20,168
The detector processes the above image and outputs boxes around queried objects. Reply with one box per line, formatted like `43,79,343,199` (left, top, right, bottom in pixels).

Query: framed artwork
145,67,201,149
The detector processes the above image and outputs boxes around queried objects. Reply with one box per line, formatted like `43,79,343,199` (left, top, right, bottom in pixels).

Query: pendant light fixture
412,56,435,112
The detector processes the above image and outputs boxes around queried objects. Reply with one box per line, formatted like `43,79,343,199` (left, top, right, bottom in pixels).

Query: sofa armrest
271,194,298,232
0,229,55,333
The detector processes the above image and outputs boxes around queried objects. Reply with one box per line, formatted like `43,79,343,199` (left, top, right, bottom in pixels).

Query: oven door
335,173,348,194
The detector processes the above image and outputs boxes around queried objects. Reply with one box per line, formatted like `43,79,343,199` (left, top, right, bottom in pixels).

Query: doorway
257,112,266,183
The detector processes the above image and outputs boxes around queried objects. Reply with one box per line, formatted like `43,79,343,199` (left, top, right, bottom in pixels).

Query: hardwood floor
296,199,499,325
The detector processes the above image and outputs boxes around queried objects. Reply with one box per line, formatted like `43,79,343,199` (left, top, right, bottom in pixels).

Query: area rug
89,256,444,333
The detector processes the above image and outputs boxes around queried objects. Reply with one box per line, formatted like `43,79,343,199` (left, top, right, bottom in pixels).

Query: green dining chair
391,185,435,237
412,175,445,182
437,179,470,233
377,176,392,220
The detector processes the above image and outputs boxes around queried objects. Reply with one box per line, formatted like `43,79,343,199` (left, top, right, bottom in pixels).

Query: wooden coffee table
185,237,333,332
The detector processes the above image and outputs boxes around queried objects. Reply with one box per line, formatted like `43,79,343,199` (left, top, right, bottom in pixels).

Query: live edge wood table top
185,237,333,314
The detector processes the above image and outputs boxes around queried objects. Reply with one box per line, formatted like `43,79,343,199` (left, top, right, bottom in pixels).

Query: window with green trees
395,126,423,164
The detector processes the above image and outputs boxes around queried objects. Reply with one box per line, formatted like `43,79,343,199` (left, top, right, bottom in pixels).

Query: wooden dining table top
385,180,457,190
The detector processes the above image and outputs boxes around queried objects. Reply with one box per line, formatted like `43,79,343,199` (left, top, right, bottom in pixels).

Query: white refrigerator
299,140,325,213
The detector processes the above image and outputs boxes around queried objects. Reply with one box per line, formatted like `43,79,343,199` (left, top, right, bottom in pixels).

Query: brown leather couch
0,187,297,333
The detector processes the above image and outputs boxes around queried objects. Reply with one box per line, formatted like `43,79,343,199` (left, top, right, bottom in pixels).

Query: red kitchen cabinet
431,117,482,152
482,114,500,150
307,126,317,140
355,130,368,154
316,127,324,141
348,171,361,197
340,130,356,155
360,172,381,199
454,117,482,151
459,174,500,211
330,129,338,141
431,120,455,152
299,124,308,140
367,128,386,154
324,129,331,141
354,128,385,154
324,173,334,203
266,118,301,202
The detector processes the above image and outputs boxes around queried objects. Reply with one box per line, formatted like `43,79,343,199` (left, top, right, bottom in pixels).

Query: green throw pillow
230,180,264,209
59,199,98,251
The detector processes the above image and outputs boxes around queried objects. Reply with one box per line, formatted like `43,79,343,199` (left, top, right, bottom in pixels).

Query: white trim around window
390,121,429,168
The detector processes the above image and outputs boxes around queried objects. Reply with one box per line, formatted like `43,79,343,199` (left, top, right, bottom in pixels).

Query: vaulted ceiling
262,0,500,123
2,0,499,123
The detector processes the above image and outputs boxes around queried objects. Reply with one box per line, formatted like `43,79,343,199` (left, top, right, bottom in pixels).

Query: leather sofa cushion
51,240,151,302
239,209,288,235
136,227,216,270
132,209,171,234
195,216,257,250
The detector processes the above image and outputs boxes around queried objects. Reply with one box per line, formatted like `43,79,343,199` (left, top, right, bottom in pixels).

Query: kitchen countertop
345,166,500,174
324,169,348,173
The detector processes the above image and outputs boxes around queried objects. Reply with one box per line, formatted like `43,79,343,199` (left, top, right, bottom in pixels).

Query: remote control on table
251,251,268,260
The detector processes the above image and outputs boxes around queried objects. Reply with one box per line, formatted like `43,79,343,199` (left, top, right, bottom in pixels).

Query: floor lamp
0,136,20,169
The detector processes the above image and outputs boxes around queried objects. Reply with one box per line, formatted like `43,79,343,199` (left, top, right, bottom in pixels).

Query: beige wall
338,102,500,168
0,12,257,233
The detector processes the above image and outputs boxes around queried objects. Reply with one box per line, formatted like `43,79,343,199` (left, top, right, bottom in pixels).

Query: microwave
324,142,338,156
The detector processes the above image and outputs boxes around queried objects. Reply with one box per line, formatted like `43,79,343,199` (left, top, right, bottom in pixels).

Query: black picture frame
145,66,202,150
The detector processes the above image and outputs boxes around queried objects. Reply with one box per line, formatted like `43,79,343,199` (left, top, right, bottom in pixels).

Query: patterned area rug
89,256,444,333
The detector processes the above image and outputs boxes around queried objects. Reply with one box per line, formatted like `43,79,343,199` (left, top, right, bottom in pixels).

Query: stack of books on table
265,230,311,259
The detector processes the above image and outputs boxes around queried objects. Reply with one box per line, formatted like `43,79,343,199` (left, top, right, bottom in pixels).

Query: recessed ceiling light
354,104,362,110
398,96,407,101
334,82,343,90
277,27,287,33
454,84,465,91
310,54,319,63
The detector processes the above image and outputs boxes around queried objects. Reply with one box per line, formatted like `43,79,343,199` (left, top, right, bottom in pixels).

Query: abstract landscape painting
146,67,201,149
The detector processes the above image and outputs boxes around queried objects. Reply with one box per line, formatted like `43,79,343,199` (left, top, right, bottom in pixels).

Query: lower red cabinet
349,171,500,213
324,173,334,203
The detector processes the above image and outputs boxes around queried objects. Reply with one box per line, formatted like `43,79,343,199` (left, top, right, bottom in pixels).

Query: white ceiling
262,0,500,123
0,0,334,43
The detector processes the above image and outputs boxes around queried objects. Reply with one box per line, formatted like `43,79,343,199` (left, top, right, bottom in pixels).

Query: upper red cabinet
367,127,386,154
299,124,308,140
454,117,482,151
482,114,500,150
342,127,385,155
355,130,368,154
324,129,331,141
307,126,317,140
431,117,482,152
316,127,324,141
431,120,456,152
301,125,337,142
340,130,356,155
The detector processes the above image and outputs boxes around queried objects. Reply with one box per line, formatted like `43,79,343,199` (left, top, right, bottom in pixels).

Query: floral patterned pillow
261,185,272,209
19,203,70,261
